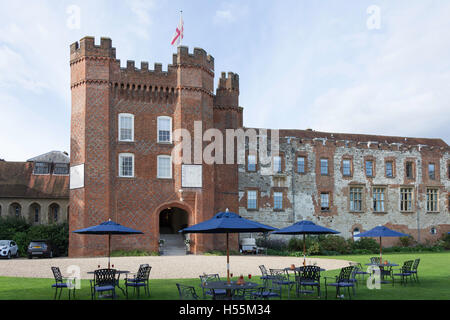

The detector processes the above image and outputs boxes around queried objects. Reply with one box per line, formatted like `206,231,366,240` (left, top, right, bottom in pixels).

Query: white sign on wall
70,163,84,190
182,165,202,188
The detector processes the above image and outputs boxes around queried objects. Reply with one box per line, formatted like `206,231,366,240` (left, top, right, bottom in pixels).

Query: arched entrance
158,206,189,255
159,207,188,234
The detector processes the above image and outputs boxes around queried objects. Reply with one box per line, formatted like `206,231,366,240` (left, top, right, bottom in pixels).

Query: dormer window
53,163,69,175
33,162,50,175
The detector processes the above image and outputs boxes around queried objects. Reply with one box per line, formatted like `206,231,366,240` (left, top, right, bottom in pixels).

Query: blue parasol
73,219,143,268
272,220,340,265
180,209,277,283
354,225,410,263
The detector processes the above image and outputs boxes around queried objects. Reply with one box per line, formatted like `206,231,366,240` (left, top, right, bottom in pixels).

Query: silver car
0,240,19,259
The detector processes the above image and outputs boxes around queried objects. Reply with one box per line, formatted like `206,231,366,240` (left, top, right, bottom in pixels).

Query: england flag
171,13,184,46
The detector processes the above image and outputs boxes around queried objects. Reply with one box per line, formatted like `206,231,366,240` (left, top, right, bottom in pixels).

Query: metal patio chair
410,258,420,282
392,260,414,286
269,268,295,299
51,267,75,300
349,261,369,283
124,265,152,298
258,265,270,287
295,265,321,298
324,266,355,300
251,276,282,300
176,283,199,300
90,268,117,300
199,273,226,299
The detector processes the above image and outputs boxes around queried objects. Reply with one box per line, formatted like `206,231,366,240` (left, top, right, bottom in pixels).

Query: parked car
0,240,19,259
27,240,58,259
239,238,257,254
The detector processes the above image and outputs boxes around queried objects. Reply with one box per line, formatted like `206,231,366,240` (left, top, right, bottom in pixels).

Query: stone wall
239,136,450,245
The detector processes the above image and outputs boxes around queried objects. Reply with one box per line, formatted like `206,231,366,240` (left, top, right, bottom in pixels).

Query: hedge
0,217,68,256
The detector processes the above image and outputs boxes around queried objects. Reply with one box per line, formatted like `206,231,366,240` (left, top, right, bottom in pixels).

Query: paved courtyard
0,255,352,279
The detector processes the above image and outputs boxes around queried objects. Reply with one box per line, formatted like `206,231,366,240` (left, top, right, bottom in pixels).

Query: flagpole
179,10,183,47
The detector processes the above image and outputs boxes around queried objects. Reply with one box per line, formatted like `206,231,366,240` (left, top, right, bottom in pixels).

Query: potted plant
185,239,191,254
158,239,165,254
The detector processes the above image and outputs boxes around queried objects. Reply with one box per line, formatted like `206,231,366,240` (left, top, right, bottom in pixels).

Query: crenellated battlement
70,36,116,62
116,59,177,75
275,134,450,153
218,72,239,92
172,46,214,72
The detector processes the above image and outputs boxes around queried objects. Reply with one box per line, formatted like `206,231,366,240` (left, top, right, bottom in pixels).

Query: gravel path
0,255,352,280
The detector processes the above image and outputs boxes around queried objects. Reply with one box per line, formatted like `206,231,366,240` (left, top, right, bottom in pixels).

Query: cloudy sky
0,0,449,161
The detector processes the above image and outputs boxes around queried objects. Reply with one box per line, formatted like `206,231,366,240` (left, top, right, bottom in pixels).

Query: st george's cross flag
171,13,184,46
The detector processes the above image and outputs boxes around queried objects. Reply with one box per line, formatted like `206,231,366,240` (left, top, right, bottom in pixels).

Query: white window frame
247,190,258,209
157,155,172,179
426,188,439,212
400,187,414,212
118,153,135,178
273,156,282,173
297,157,305,173
373,187,386,212
320,158,328,175
118,113,134,142
343,159,351,176
320,192,330,211
33,162,50,175
157,116,172,143
350,187,363,212
274,192,283,210
248,155,256,171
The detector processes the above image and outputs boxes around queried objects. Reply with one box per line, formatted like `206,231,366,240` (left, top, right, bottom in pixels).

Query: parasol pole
108,234,111,269
226,232,230,284
379,236,382,264
303,234,306,266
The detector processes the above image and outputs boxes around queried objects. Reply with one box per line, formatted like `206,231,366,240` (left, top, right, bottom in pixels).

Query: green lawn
0,252,448,300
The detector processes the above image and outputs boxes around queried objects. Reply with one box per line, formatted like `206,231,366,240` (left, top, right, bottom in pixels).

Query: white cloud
306,2,450,142
214,3,248,24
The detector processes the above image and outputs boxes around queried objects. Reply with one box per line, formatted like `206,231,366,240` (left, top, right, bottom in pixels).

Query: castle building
69,37,450,257
0,151,70,225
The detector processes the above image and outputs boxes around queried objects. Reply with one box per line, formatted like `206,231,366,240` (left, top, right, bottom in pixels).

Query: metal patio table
202,281,260,300
365,263,398,284
88,270,130,296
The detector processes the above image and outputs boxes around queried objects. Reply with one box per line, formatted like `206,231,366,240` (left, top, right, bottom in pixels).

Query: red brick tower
69,37,241,256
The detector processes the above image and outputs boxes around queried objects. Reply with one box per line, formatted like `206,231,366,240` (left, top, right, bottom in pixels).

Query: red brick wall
69,38,241,257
